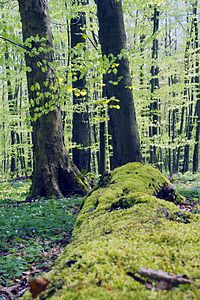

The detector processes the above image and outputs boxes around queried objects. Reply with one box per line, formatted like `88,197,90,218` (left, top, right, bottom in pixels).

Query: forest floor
0,172,199,299
0,180,82,299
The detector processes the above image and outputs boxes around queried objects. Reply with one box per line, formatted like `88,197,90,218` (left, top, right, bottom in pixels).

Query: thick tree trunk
18,0,89,198
96,0,142,169
71,0,91,172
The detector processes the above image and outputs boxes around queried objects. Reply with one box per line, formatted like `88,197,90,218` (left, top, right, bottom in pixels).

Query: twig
138,268,191,284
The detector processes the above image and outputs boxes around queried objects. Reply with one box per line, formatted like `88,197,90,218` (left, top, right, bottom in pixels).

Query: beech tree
18,0,88,198
149,6,160,165
96,0,142,169
71,0,91,172
192,0,200,173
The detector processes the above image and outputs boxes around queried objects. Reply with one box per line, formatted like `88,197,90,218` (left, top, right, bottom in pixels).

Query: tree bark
192,0,200,173
71,0,91,173
18,0,89,198
99,77,107,174
149,6,160,165
177,12,192,173
96,0,142,169
193,100,200,172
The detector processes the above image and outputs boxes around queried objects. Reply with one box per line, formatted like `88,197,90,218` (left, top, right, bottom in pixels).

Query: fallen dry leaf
29,276,49,298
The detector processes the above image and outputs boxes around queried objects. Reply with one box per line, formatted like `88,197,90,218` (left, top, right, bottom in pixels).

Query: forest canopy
0,0,199,181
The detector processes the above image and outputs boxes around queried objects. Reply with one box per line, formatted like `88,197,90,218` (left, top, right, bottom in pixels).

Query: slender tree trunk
99,78,107,174
139,34,146,87
177,12,192,173
193,101,200,172
172,108,177,174
168,73,178,174
149,6,160,165
18,78,27,176
96,0,142,169
183,96,193,172
5,46,17,176
71,0,91,172
18,0,89,198
192,0,200,173
99,120,106,174
1,85,7,174
176,106,185,171
168,109,172,174
91,122,99,173
27,132,32,170
182,3,200,173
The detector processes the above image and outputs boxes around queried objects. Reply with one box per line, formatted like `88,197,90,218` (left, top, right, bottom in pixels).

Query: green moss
23,163,200,300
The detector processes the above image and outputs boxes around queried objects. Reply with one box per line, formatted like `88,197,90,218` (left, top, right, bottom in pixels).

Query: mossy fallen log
23,163,200,300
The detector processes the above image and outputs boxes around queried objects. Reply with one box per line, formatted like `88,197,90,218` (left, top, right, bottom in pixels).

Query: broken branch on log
138,268,191,284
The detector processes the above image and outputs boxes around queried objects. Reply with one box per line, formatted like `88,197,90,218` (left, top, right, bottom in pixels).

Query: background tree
96,0,142,169
192,0,200,173
71,0,91,173
149,5,160,165
17,0,88,198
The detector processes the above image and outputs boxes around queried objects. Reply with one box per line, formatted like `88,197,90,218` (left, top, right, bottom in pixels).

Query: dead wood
138,268,191,284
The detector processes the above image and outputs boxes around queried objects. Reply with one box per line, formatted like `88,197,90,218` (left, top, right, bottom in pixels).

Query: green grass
0,180,82,287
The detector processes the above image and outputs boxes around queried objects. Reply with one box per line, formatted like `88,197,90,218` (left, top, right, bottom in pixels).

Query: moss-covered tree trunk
18,0,89,198
96,0,142,169
22,163,200,300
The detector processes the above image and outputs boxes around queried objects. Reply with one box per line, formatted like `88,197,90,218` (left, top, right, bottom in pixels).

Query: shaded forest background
0,0,200,179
